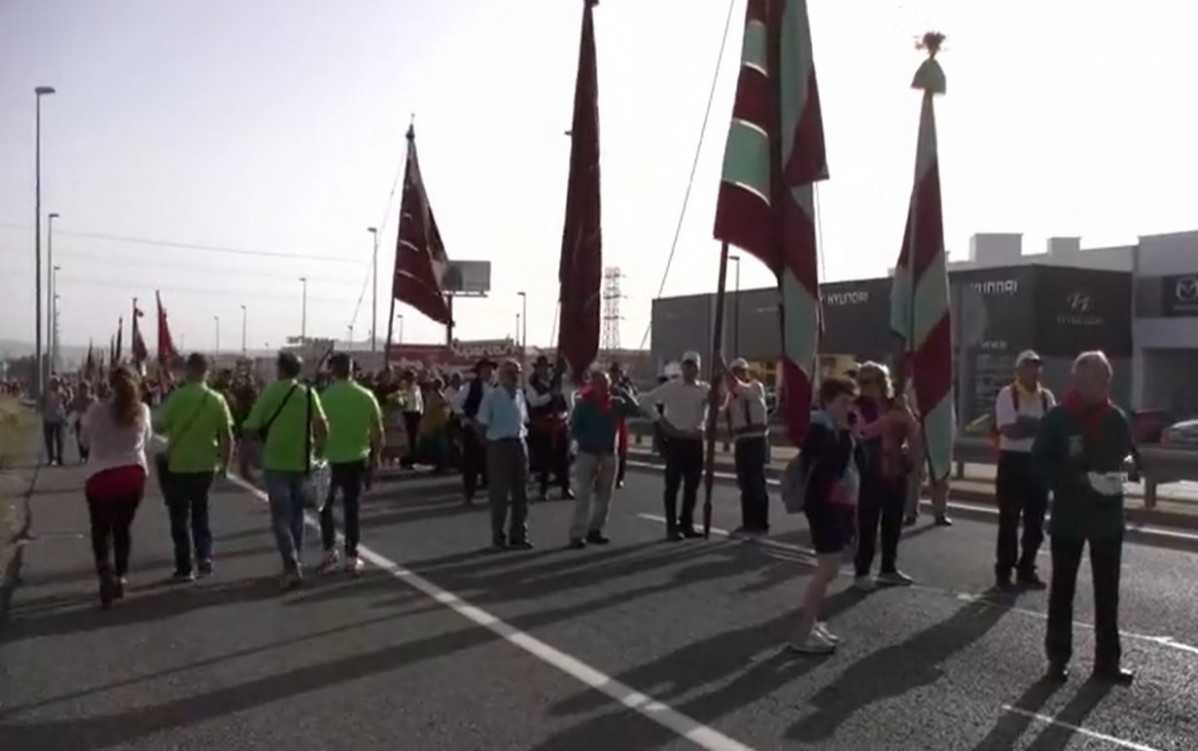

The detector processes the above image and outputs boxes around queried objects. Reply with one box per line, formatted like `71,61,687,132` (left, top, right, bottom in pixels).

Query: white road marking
636,513,1198,657
1000,705,1165,751
224,473,759,751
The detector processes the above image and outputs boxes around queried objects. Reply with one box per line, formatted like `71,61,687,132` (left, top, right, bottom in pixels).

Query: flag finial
912,32,947,95
406,113,416,140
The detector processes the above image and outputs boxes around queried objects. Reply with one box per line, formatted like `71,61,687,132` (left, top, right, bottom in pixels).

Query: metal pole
516,313,521,343
33,86,56,397
398,314,404,345
518,292,528,349
299,276,308,341
214,316,220,355
47,213,59,372
240,304,247,356
701,242,732,539
732,255,741,356
369,226,379,351
52,265,60,373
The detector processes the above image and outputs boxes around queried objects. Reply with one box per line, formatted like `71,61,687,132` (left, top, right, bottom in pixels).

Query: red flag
131,300,148,366
391,125,453,326
713,0,828,446
556,0,603,380
156,291,179,364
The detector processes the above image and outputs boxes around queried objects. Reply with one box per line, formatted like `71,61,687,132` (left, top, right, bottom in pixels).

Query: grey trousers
905,466,949,518
487,438,530,543
570,451,617,539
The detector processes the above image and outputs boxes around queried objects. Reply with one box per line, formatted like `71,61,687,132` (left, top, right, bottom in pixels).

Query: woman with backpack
787,375,862,655
78,366,153,608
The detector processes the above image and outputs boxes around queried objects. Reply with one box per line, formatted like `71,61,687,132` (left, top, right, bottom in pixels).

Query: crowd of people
42,341,1139,685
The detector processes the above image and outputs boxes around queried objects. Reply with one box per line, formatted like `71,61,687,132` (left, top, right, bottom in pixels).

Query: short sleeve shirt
321,379,383,464
156,382,233,473
995,385,1056,453
243,380,328,472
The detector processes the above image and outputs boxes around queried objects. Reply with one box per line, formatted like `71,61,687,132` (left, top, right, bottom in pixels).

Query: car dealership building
650,230,1198,420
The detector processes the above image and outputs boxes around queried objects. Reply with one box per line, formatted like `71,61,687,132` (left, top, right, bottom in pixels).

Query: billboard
821,277,893,361
1032,266,1132,358
441,261,491,296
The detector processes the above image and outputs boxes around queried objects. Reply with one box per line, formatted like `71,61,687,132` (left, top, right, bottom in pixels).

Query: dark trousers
320,461,366,556
461,428,489,500
1046,534,1123,668
856,474,906,576
43,421,64,464
401,412,422,466
165,471,215,575
995,450,1048,578
86,493,142,577
616,441,627,485
530,428,570,495
487,438,530,544
734,436,770,532
663,437,703,531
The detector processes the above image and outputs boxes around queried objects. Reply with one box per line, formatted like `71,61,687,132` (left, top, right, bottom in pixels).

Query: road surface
2,457,1196,750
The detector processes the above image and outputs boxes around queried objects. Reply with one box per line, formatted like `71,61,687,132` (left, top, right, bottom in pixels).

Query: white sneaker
877,570,914,587
814,621,840,644
343,556,364,575
788,631,836,655
316,551,340,574
854,575,877,592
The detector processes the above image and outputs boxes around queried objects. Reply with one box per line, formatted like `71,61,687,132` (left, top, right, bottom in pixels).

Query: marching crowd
39,341,1139,685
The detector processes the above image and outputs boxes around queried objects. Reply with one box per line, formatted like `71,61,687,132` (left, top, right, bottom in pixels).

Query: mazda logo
1067,292,1092,313
1176,277,1198,303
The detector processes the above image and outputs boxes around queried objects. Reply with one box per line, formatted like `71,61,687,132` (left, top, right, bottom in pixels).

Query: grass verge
1,396,38,617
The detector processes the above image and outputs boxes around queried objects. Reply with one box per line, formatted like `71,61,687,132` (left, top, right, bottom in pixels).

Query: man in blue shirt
477,359,531,549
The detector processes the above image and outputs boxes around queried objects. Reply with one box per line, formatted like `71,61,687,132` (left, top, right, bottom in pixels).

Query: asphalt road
2,454,1197,751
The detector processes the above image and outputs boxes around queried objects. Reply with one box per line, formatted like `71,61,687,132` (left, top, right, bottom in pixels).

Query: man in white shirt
640,351,710,541
477,359,532,549
993,349,1056,591
719,357,770,538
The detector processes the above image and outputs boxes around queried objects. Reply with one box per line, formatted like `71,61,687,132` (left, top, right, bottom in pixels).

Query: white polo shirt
994,384,1056,453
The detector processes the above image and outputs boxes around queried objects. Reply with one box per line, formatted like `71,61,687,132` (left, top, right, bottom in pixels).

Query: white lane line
635,513,1198,658
224,473,758,751
1000,705,1164,751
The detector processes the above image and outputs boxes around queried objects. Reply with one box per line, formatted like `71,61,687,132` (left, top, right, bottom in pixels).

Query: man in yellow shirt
316,353,383,574
153,354,234,581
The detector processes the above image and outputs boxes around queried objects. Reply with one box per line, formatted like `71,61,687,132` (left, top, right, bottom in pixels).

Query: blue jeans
264,470,308,572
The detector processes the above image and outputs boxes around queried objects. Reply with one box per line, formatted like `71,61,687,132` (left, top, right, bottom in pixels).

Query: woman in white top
79,366,153,608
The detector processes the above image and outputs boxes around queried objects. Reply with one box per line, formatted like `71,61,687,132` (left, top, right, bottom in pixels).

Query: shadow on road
969,677,1064,750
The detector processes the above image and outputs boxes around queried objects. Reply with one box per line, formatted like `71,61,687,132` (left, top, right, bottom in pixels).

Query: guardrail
625,419,1198,508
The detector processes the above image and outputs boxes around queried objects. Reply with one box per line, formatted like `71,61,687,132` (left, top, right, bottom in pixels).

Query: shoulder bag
153,391,212,498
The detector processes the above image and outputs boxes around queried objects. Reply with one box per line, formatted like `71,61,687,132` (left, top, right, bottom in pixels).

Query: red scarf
1062,388,1111,447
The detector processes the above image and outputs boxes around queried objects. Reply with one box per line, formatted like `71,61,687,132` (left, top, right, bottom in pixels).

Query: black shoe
197,560,214,578
616,480,625,489
1017,572,1047,590
681,527,703,539
993,575,1017,593
538,490,549,502
561,489,576,500
509,539,534,551
585,531,610,545
170,570,195,584
934,514,953,527
491,538,507,551
1045,661,1069,683
666,529,683,542
568,538,587,550
112,576,126,600
1093,665,1135,685
98,572,117,609
902,515,918,528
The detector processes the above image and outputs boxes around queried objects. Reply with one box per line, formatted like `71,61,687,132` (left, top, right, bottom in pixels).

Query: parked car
1161,418,1198,450
1130,409,1175,444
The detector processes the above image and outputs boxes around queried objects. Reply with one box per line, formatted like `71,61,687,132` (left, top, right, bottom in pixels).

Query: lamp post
299,276,308,341
729,254,741,356
516,313,521,344
368,226,379,352
517,291,528,351
33,85,56,397
214,315,221,355
396,314,404,345
240,304,247,357
47,212,60,372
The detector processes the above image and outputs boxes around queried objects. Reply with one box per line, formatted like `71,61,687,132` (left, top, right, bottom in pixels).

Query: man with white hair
1031,350,1137,685
719,356,771,538
640,351,710,541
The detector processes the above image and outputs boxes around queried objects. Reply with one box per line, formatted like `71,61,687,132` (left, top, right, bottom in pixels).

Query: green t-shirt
322,379,384,464
243,379,328,473
155,382,234,473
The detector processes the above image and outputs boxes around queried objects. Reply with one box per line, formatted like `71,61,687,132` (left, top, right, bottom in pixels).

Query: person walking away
526,355,574,501
445,372,465,469
41,376,68,465
316,353,383,575
242,352,328,589
720,357,770,539
460,358,495,504
608,362,633,488
1033,350,1137,684
640,351,710,541
154,353,234,582
567,370,640,548
78,366,152,608
788,375,861,654
70,382,98,463
477,359,532,549
397,370,424,468
852,362,919,590
993,349,1055,590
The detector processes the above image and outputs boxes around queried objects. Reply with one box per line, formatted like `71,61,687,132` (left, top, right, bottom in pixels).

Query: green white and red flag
890,33,954,482
713,0,828,446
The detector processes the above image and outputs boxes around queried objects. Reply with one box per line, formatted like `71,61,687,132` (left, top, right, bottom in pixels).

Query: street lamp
47,212,59,371
33,85,56,397
396,314,404,346
517,291,528,351
516,313,521,344
299,276,308,341
368,226,379,352
51,265,61,372
240,304,247,356
214,315,221,355
729,255,741,356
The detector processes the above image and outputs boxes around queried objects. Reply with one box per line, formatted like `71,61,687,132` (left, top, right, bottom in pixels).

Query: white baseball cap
729,357,749,370
681,351,701,366
1016,350,1043,366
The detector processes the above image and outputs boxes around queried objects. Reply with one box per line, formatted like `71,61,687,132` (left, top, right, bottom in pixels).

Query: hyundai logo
1067,292,1093,313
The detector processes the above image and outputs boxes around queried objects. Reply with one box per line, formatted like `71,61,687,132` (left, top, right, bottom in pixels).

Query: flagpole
384,294,397,367
445,296,454,347
701,241,732,539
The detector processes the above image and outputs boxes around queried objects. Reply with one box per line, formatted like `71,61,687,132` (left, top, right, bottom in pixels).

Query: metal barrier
626,419,1198,508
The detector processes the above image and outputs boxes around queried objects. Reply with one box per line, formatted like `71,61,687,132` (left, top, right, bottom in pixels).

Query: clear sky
1,0,1195,355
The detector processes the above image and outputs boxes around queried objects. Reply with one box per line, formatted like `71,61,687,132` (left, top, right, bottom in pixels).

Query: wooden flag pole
701,241,732,539
383,294,397,367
